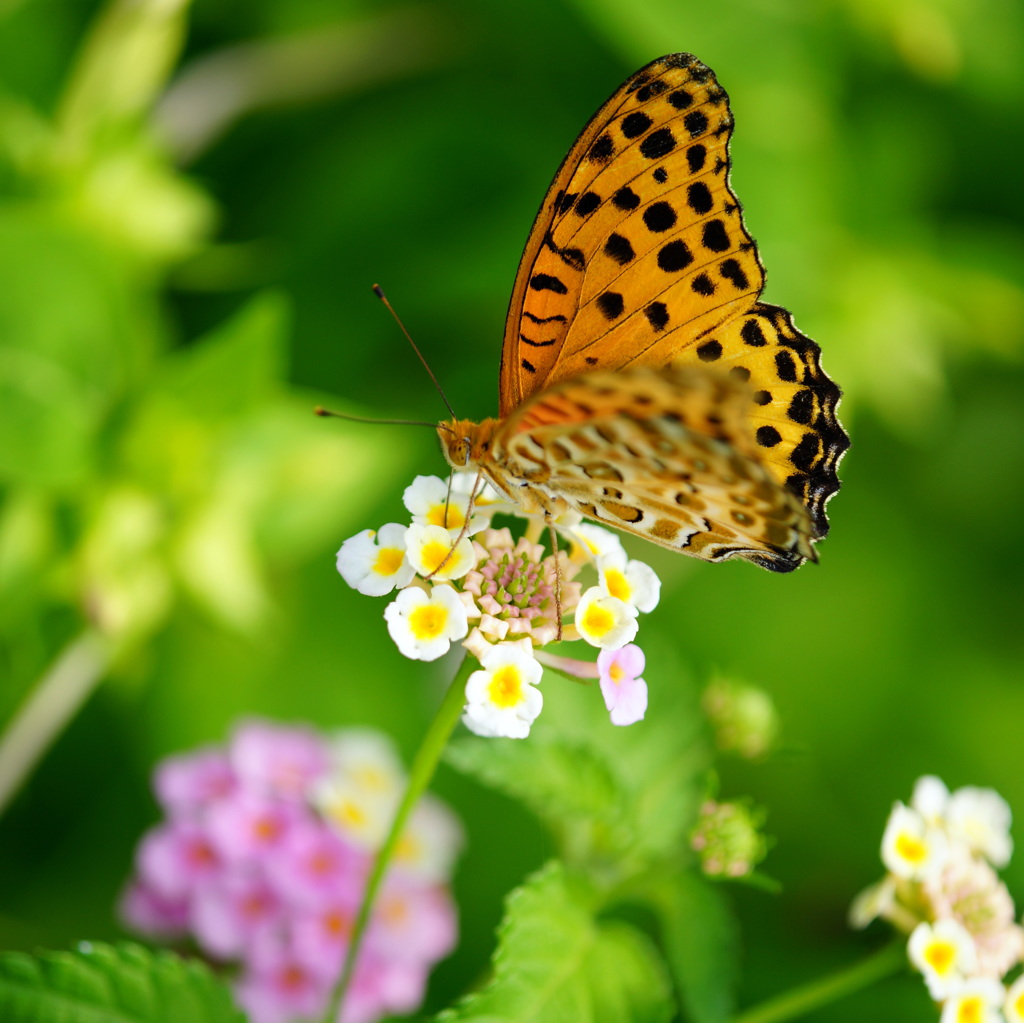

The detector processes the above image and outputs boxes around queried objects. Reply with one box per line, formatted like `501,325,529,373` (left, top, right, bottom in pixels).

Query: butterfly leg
544,514,564,642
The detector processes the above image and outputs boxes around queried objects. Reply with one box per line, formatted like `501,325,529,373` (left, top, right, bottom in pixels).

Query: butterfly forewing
494,53,848,555
490,366,816,571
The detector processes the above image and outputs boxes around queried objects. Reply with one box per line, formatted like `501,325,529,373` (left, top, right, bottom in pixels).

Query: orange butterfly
439,53,849,572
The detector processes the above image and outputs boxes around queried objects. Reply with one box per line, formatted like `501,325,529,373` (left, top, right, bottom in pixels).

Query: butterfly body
438,53,848,572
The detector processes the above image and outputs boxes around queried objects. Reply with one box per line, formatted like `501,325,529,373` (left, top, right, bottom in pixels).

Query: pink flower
340,953,429,1023
154,748,236,817
118,880,189,938
230,720,329,801
190,875,283,960
206,792,302,863
292,896,359,977
137,821,223,899
266,821,368,908
365,875,457,963
237,936,333,1023
597,644,648,726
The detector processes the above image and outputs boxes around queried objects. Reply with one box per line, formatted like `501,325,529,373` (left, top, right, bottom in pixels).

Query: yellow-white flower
848,876,898,930
394,794,464,882
336,524,416,596
403,475,489,535
882,802,948,880
463,641,543,739
405,523,476,581
314,773,396,849
947,786,1013,868
1003,974,1024,1023
573,586,638,650
450,470,507,511
384,584,468,661
912,775,951,824
597,550,661,613
940,977,1006,1023
567,522,625,563
327,728,405,798
908,919,978,999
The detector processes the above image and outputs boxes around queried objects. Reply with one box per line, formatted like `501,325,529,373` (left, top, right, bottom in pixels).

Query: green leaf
437,862,673,1023
445,736,629,863
644,873,738,1023
157,291,288,418
0,941,245,1023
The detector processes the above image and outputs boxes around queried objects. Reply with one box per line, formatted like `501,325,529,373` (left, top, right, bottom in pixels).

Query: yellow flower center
609,662,625,684
924,940,956,975
488,665,524,708
895,832,927,864
353,765,389,791
420,540,452,574
958,996,984,1023
408,603,448,639
604,568,631,602
373,547,405,576
328,797,367,830
427,503,466,529
1015,991,1024,1017
395,832,421,864
581,602,615,638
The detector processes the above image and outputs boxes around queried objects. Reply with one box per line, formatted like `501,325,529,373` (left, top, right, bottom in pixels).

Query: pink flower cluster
121,721,461,1023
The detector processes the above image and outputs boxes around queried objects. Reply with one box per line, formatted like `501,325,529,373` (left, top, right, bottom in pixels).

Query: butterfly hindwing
491,366,816,572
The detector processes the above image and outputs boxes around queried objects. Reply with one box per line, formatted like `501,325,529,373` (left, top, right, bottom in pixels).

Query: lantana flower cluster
121,721,461,1023
690,798,769,880
336,472,662,738
851,775,1024,1023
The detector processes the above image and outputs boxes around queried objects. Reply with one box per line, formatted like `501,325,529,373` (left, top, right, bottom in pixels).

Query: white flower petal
881,802,948,880
574,586,638,649
336,525,416,596
406,524,476,581
384,584,469,661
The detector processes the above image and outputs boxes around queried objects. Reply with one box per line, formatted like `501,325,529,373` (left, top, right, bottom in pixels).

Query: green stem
325,654,473,1022
732,940,906,1023
0,629,109,819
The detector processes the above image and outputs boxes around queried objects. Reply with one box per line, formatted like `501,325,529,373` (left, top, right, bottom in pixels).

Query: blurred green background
1,0,1023,1020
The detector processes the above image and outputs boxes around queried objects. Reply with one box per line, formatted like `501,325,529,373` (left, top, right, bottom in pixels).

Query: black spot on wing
644,302,669,331
683,110,708,138
621,111,653,138
596,292,624,320
604,233,635,265
612,186,640,211
686,144,706,172
643,202,677,233
697,340,722,362
718,258,748,290
530,273,567,294
657,240,693,272
640,128,676,160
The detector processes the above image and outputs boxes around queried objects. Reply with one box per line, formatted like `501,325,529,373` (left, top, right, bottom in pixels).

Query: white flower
450,471,507,510
597,550,661,613
327,728,405,798
394,795,464,882
1004,974,1024,1023
912,775,951,824
567,523,624,562
908,919,978,1000
403,475,488,535
405,523,476,581
384,584,468,661
463,641,543,739
947,786,1013,868
314,774,396,849
940,977,1006,1023
848,876,898,930
573,586,638,650
336,525,415,596
881,802,948,880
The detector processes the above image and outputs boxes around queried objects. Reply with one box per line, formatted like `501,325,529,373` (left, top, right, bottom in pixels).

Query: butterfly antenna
444,467,455,530
314,407,439,428
373,284,457,420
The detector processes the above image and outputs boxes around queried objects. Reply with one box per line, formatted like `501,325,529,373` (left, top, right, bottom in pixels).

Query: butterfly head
437,418,499,472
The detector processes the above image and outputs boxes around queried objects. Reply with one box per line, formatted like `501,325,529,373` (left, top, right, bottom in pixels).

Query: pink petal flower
137,821,223,899
265,821,369,908
191,875,283,960
365,875,458,964
118,880,189,939
236,936,333,1023
597,644,648,726
230,720,329,801
154,748,236,817
292,896,359,978
206,792,303,864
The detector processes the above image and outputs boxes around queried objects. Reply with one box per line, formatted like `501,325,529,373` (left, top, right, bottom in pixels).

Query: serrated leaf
436,861,673,1023
0,941,245,1023
644,873,738,1023
445,736,629,862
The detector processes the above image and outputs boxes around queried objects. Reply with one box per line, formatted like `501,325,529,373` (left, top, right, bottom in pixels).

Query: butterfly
439,53,849,572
